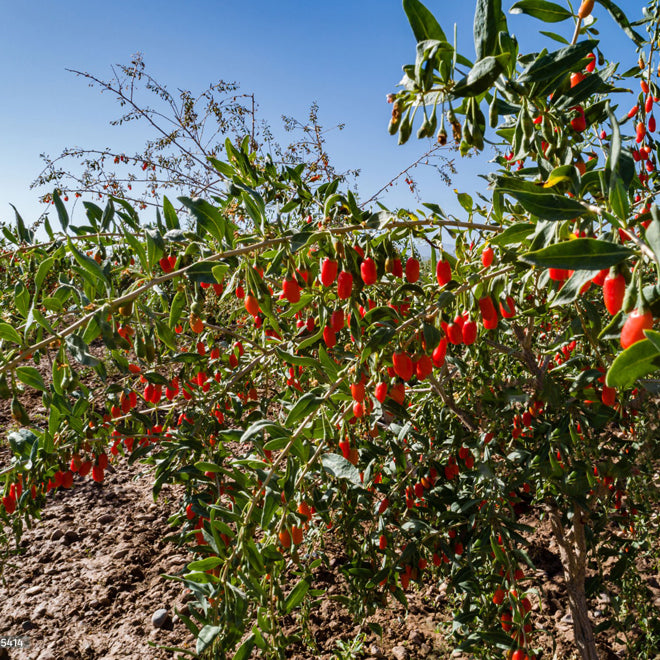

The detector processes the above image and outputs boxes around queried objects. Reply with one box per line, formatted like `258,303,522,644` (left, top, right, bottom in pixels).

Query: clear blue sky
0,1,645,230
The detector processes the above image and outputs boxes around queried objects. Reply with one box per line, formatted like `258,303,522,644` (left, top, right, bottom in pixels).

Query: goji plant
2,1,660,659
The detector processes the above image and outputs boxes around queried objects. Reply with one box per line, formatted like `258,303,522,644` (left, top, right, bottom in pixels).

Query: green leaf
232,635,256,660
186,262,222,284
196,625,222,654
169,291,186,329
403,0,447,42
35,257,55,293
187,557,223,572
321,453,362,487
52,191,69,232
10,204,33,244
65,334,100,367
162,196,180,230
14,282,31,318
490,223,534,246
452,54,509,98
646,329,660,354
596,0,645,46
67,238,109,286
539,30,569,44
550,270,594,307
645,207,660,264
521,238,633,270
179,197,227,244
517,40,598,84
510,0,571,22
606,338,660,389
543,164,578,188
609,174,629,221
0,322,23,345
493,175,588,220
16,366,47,392
474,0,502,60
284,577,311,614
285,392,324,427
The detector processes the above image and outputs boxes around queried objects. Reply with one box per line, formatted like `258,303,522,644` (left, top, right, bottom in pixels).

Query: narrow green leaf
645,206,660,264
196,625,222,654
490,223,535,246
10,204,33,244
517,40,598,83
452,54,509,98
606,338,660,389
321,453,362,487
35,257,55,293
162,196,180,230
14,282,31,318
493,175,588,220
284,578,311,614
169,291,186,329
67,238,109,286
187,557,223,572
0,322,23,345
474,0,502,60
539,30,569,44
16,366,47,392
403,0,447,42
521,238,633,270
52,191,69,232
65,334,100,367
510,0,572,22
232,635,256,660
551,270,594,307
285,392,324,427
596,0,645,46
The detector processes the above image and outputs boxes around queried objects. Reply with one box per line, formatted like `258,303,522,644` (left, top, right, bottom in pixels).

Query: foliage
1,1,660,660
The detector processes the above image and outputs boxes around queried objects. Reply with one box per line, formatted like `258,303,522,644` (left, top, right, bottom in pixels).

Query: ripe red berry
478,296,498,329
499,296,516,318
379,534,387,550
570,106,587,132
320,258,338,287
389,382,406,405
244,294,260,317
436,259,452,286
620,308,653,348
391,258,403,278
92,465,105,483
549,268,570,281
374,382,388,403
447,323,463,345
331,309,344,332
351,382,365,402
392,351,414,381
283,278,301,303
432,338,448,368
405,257,420,283
481,246,494,268
159,255,176,273
603,272,625,315
360,258,378,285
337,271,353,299
462,319,478,345
591,268,608,286
492,588,506,605
415,355,433,380
323,326,336,348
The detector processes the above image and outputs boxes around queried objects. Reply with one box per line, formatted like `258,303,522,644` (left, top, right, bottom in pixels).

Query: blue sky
0,1,646,231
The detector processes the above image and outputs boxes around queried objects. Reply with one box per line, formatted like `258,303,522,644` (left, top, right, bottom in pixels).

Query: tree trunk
549,506,600,660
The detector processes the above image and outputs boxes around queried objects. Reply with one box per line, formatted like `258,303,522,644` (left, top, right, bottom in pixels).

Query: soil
0,378,659,659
